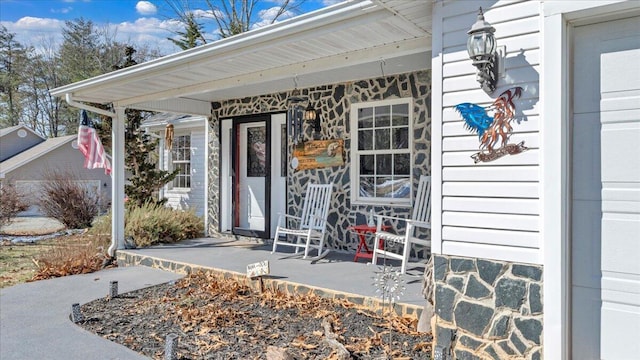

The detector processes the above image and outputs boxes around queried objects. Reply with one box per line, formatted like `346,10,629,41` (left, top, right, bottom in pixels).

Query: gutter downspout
64,94,125,259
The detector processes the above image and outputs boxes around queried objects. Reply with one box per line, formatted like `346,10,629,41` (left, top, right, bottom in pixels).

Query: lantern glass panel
467,33,486,58
467,32,496,59
485,33,496,55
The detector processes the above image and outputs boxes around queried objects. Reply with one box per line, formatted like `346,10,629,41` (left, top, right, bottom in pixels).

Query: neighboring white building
141,113,207,221
0,125,112,215
50,1,640,359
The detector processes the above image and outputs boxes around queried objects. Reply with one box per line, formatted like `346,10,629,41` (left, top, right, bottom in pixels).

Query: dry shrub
91,203,203,247
39,170,105,229
0,181,27,227
89,213,111,235
31,234,111,281
127,203,203,247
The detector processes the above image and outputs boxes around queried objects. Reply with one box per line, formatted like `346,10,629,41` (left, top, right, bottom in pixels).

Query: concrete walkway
0,237,429,359
0,266,182,360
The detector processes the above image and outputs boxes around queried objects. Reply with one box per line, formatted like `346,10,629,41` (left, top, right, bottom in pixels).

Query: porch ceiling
50,0,432,116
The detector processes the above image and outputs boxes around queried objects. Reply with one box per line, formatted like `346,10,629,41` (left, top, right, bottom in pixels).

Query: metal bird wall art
455,87,528,163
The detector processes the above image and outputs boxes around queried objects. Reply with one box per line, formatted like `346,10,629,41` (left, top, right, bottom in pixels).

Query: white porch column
109,107,126,255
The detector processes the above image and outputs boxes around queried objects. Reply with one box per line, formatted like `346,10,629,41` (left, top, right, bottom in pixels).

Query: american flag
77,110,112,175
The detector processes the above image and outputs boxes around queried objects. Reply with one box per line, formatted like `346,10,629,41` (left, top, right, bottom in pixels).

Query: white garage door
571,15,640,360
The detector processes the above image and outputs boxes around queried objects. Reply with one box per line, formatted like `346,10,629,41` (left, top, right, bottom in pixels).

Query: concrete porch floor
117,237,429,318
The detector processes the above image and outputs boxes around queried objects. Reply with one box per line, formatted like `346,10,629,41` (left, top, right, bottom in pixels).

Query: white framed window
171,135,191,189
350,98,412,206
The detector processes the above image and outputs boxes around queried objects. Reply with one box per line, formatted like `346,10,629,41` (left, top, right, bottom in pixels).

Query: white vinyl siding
433,0,541,264
162,129,205,217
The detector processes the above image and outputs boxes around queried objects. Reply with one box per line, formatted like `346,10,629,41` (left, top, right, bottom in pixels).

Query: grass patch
0,234,111,288
0,240,44,288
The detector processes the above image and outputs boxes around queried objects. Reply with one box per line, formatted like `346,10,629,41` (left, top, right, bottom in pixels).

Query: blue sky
1,0,340,54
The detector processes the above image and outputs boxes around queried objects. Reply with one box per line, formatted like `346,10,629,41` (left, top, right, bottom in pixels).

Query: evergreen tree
0,26,30,127
168,12,207,50
114,47,179,207
59,18,102,83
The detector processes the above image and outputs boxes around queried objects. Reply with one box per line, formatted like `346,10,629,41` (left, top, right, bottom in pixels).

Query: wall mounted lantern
287,78,322,144
467,7,503,94
303,103,321,133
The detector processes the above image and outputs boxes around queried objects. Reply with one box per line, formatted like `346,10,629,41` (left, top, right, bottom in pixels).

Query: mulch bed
78,271,432,359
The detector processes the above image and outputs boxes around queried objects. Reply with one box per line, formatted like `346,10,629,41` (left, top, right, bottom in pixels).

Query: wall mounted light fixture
287,76,322,144
467,7,504,94
303,103,321,133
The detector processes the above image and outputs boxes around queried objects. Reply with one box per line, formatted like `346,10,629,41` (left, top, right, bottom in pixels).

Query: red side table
349,224,390,262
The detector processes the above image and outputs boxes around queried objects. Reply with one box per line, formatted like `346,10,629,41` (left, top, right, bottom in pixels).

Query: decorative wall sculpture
455,87,527,163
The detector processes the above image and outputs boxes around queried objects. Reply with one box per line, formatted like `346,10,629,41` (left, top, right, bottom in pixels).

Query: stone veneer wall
207,70,431,255
433,255,543,360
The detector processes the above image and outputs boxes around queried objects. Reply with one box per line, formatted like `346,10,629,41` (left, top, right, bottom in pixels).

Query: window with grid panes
172,135,191,188
350,98,412,205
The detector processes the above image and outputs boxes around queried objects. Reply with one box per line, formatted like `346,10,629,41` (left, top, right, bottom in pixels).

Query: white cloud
0,17,65,53
115,17,182,35
136,1,158,16
1,15,184,55
10,16,64,31
191,9,218,20
251,6,294,29
109,17,184,53
2,16,64,38
323,0,344,6
51,7,73,14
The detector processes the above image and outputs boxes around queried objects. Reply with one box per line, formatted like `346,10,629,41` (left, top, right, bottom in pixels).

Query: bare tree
165,0,305,45
22,36,64,137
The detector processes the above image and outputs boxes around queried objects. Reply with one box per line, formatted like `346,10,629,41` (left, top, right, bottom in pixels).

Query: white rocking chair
271,183,333,259
372,175,431,274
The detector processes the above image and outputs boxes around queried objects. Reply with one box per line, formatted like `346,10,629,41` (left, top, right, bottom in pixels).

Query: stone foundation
433,255,543,360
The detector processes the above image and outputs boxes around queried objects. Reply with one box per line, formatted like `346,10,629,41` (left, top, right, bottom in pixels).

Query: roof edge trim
50,0,378,97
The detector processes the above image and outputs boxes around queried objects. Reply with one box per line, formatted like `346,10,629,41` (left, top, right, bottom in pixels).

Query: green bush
91,203,204,247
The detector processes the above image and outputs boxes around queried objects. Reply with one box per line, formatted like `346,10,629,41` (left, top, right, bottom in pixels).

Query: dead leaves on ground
174,271,430,358
83,270,432,359
28,235,111,281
